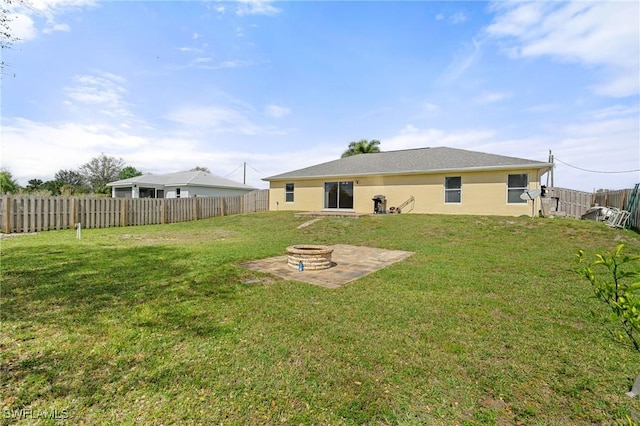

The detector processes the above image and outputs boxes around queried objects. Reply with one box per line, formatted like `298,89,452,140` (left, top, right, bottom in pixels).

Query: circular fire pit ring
286,245,334,270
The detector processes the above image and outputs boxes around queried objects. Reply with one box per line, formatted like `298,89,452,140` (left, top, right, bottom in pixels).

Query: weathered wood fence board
547,186,639,232
546,187,592,219
0,190,269,234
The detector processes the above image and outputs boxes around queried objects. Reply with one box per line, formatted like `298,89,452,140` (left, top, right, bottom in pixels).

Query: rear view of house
264,147,553,216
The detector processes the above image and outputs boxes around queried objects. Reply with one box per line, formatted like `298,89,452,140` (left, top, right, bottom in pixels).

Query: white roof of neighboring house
107,170,257,190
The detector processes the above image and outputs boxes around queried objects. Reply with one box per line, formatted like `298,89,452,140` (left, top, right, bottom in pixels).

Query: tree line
0,154,143,196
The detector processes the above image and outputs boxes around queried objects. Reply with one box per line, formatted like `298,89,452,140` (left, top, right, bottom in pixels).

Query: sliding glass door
324,181,354,209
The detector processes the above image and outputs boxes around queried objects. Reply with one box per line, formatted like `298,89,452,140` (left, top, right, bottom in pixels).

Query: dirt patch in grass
0,232,39,239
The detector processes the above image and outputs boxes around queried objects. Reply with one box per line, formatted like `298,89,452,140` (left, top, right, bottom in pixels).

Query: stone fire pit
286,245,334,270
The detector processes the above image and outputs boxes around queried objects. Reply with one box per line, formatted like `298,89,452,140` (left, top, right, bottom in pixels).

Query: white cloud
164,104,287,136
450,12,467,24
6,13,37,42
178,46,203,53
384,125,496,152
205,3,225,14
408,101,439,120
550,109,640,190
486,1,640,97
219,60,248,68
381,103,639,192
1,118,149,183
475,91,512,104
583,104,638,121
42,22,70,34
435,12,468,24
165,106,252,132
438,38,482,84
1,116,311,189
525,104,558,114
423,102,439,113
486,2,547,37
187,59,255,71
64,73,132,121
236,0,280,16
7,0,96,42
265,104,290,119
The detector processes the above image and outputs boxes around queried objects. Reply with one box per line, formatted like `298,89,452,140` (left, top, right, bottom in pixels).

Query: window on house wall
444,176,462,203
285,183,294,202
507,174,528,203
176,188,181,199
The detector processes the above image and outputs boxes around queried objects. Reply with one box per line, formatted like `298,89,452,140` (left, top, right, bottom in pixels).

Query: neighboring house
107,170,257,199
263,147,553,216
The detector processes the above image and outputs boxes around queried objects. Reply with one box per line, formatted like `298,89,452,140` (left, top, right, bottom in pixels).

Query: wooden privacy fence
546,186,640,232
545,187,593,219
0,190,269,234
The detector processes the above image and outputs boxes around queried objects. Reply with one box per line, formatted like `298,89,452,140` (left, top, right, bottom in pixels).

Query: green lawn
1,212,639,425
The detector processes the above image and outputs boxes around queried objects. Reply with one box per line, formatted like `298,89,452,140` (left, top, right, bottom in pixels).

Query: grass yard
1,212,640,425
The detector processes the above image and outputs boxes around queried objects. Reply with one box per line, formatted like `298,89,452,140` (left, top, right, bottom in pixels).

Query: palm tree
341,139,381,158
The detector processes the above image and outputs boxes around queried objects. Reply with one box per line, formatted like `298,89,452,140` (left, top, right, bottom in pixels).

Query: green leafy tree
118,166,143,180
79,153,125,194
55,169,88,195
1,0,23,75
42,180,62,196
341,139,381,158
576,244,640,352
26,178,43,192
55,169,85,187
0,168,20,194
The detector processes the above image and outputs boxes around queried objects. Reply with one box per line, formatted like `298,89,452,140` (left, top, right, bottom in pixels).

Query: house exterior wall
111,186,166,199
165,186,254,198
268,168,545,216
113,187,133,198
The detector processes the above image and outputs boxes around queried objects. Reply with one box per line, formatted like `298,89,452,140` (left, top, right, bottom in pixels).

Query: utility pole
243,162,246,185
548,150,554,188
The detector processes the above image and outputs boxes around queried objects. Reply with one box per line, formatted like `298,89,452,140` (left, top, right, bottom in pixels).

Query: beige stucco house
264,147,553,216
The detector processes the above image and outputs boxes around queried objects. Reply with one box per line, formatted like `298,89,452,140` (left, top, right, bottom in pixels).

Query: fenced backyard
2,212,640,424
3,186,639,234
0,189,269,234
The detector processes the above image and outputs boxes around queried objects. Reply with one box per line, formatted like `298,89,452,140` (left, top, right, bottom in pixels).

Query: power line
225,164,243,177
226,163,265,177
245,163,264,176
554,157,640,174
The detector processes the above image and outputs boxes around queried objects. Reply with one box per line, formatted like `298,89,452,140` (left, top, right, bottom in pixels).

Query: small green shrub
577,244,640,352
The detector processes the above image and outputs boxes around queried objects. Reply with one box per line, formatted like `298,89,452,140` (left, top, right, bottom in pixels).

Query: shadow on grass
1,243,251,410
1,244,249,331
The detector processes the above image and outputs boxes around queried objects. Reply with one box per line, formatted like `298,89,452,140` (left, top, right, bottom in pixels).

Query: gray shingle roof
264,147,552,181
108,170,256,190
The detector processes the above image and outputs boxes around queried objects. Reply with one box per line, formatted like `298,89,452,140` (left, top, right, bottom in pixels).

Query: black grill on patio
372,195,387,214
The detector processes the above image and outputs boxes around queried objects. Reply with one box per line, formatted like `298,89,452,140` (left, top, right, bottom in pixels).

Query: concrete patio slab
294,211,369,218
239,244,414,288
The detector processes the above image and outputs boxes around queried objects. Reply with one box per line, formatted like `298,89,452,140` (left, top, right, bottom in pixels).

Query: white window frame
507,173,528,204
444,176,462,203
285,183,294,203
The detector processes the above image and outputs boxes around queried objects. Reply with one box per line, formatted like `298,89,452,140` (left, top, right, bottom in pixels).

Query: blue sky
2,0,639,191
